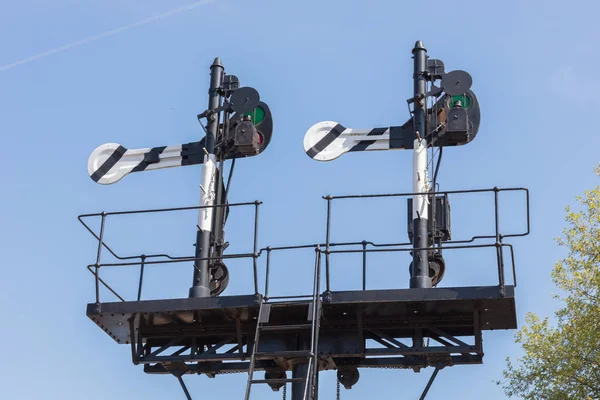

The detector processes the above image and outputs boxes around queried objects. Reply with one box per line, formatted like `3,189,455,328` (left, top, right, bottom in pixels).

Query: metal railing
78,201,262,304
78,187,529,303
321,187,530,295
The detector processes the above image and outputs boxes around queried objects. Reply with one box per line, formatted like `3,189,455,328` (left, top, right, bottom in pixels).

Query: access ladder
245,249,323,400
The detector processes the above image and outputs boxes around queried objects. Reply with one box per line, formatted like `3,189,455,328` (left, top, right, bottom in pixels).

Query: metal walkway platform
80,186,529,377
87,284,514,372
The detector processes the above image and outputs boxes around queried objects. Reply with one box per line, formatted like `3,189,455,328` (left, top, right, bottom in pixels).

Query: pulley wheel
210,261,229,296
428,254,446,286
408,254,446,287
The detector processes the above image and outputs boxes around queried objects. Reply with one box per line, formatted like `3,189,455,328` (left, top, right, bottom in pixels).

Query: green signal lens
244,106,265,125
449,94,471,109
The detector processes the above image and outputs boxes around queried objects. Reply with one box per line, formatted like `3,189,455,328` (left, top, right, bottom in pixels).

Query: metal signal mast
81,43,528,400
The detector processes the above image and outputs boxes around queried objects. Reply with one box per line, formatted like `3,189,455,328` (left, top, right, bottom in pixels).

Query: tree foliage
500,168,600,399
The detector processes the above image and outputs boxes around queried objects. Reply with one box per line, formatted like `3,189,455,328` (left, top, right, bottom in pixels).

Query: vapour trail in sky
0,0,214,72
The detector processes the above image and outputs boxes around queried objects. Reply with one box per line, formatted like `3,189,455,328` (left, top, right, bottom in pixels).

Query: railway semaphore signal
303,39,482,360
80,43,528,400
87,58,273,299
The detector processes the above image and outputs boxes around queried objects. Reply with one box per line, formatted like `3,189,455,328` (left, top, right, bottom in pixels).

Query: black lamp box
407,195,451,242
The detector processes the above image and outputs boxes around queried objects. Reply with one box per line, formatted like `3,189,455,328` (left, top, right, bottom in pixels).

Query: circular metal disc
441,70,472,96
429,256,446,286
210,262,229,296
229,87,260,114
88,142,127,185
303,121,345,161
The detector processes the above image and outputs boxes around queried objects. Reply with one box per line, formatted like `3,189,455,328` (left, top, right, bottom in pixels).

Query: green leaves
500,179,600,399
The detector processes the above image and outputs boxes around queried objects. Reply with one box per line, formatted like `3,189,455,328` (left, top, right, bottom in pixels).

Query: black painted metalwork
80,186,529,399
191,57,224,299
419,368,440,400
411,40,430,292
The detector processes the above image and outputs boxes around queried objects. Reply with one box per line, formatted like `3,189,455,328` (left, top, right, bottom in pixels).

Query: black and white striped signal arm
303,121,413,161
88,141,207,184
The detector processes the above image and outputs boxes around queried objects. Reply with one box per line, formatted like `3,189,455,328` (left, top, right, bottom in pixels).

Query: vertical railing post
325,196,332,293
252,201,261,296
493,187,505,296
94,212,107,304
361,240,367,290
137,255,146,301
264,247,272,299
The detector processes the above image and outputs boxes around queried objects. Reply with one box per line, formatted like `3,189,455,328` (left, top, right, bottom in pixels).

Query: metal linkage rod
177,376,193,400
419,368,440,400
190,57,224,298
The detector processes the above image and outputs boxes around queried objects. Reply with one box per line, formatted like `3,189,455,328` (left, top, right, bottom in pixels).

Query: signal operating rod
190,58,224,298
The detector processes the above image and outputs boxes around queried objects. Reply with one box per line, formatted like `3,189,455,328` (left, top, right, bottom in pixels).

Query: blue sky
1,0,599,398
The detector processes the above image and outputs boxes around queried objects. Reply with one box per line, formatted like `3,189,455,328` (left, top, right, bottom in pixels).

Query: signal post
190,57,224,298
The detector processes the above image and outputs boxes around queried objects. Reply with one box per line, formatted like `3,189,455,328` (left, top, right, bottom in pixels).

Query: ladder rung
251,377,306,384
254,350,313,359
260,323,313,332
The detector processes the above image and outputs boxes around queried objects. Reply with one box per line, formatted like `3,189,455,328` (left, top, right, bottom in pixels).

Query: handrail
321,187,529,294
81,201,262,303
79,187,529,304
